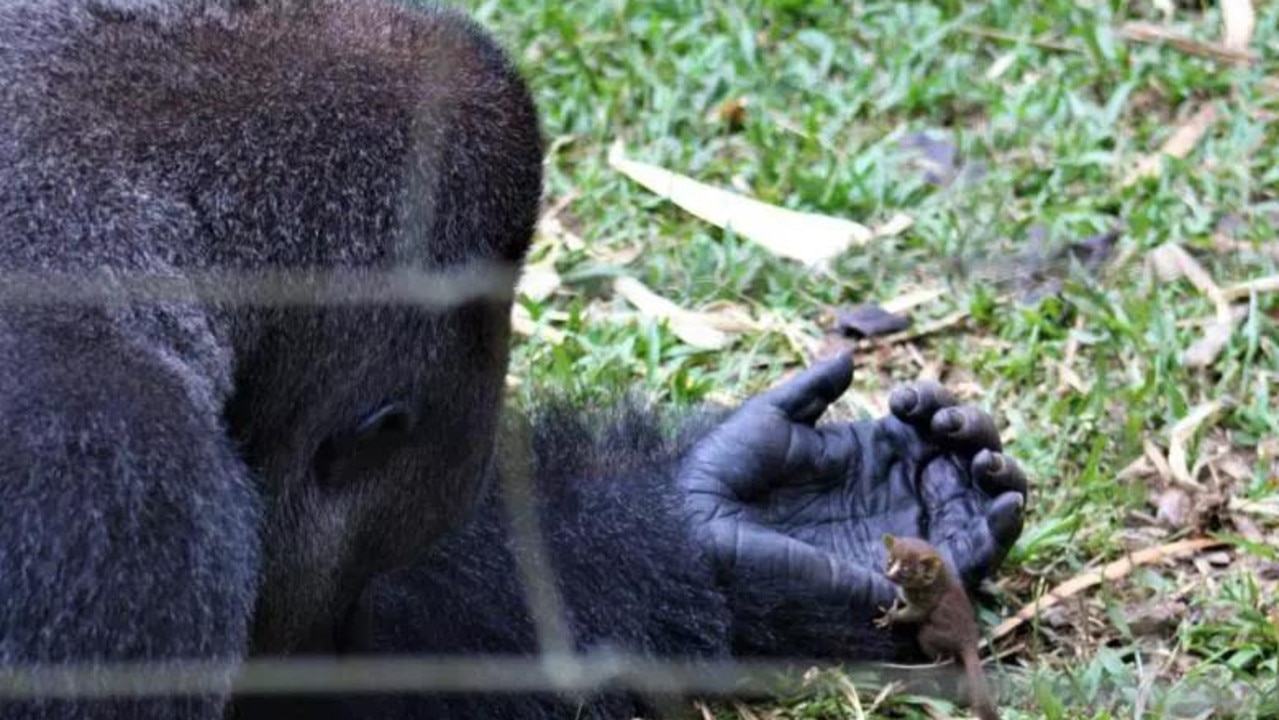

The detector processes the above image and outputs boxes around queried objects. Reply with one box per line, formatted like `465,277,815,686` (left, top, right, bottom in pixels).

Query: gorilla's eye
314,402,418,490
354,402,417,441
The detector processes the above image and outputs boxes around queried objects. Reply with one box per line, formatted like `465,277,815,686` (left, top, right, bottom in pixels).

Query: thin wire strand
494,412,576,660
0,263,521,308
0,654,950,699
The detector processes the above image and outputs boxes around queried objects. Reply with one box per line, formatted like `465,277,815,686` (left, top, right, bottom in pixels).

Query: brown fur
876,535,1000,720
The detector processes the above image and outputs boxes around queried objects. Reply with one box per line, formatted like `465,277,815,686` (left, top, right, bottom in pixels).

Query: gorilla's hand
680,353,1027,620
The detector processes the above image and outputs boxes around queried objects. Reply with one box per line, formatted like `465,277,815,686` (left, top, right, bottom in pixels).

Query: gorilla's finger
755,352,854,425
972,449,1028,496
932,513,999,586
930,405,1002,452
986,492,1025,551
888,382,957,426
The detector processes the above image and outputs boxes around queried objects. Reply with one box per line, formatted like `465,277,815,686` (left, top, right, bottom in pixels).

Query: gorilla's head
209,2,545,653
232,290,525,654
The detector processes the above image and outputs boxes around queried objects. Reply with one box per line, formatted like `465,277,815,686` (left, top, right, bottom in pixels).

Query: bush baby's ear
882,534,896,549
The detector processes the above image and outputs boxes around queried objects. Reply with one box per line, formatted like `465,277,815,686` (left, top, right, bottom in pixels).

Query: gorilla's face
232,299,513,655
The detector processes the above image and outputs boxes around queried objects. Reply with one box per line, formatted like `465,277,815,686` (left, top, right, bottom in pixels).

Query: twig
1220,275,1279,301
956,25,1080,54
1167,401,1228,491
1118,21,1258,65
988,538,1228,642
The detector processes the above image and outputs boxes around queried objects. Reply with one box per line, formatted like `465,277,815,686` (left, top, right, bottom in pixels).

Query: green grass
461,0,1278,717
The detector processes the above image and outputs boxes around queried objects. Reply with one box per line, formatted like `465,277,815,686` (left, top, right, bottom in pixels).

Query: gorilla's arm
0,310,260,719
330,402,730,720
260,364,1026,720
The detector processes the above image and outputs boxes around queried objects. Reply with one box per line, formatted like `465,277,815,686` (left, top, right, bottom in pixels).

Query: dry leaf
1213,234,1279,261
510,304,566,344
609,141,872,265
1146,243,1238,366
707,96,750,129
1056,361,1088,394
1220,275,1279,301
1155,487,1194,529
1185,319,1236,368
1118,21,1257,65
1125,600,1188,636
537,215,585,253
1230,496,1279,519
835,676,867,718
874,212,914,239
986,51,1018,80
1168,401,1227,491
988,538,1228,642
1220,0,1256,51
1232,512,1265,542
1124,105,1218,186
1143,438,1175,485
1118,454,1155,482
612,276,731,350
881,286,946,314
516,263,561,303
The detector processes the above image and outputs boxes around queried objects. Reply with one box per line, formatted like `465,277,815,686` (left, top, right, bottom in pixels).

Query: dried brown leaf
510,304,566,345
707,96,751,129
1185,319,1236,368
1220,275,1279,301
1118,454,1155,482
986,51,1018,80
1155,487,1194,529
1168,401,1227,491
537,215,585,253
836,676,867,719
1231,513,1265,542
1124,105,1218,186
516,263,561,303
1220,0,1256,51
1143,438,1175,486
873,212,915,239
989,538,1228,642
1125,600,1188,637
608,141,872,265
881,286,946,314
1118,21,1258,65
613,277,740,350
1146,243,1237,366
1213,234,1279,262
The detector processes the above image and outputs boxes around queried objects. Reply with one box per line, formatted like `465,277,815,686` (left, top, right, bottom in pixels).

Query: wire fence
0,259,986,713
0,261,1265,720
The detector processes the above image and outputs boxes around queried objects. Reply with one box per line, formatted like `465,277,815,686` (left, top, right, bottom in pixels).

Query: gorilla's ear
881,534,896,550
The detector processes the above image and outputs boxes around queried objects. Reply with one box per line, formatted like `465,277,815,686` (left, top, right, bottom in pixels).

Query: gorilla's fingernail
987,493,1025,542
889,387,918,416
986,452,1006,474
934,407,961,433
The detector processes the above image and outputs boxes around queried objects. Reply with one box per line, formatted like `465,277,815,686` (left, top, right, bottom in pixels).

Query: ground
462,0,1279,718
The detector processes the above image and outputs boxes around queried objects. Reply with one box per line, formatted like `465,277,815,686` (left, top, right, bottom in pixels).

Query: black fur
232,403,912,720
0,0,542,717
233,401,733,720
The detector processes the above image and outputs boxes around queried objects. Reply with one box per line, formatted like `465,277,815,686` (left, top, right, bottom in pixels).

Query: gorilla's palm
681,354,1027,618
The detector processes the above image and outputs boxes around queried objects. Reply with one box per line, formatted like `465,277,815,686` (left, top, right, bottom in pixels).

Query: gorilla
0,1,1028,719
